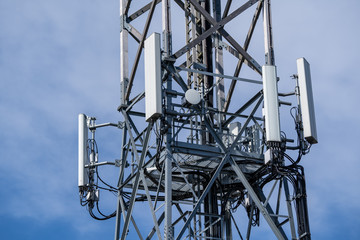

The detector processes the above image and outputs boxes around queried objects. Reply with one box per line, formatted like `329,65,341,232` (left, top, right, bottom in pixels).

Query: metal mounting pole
263,0,275,65
120,0,129,106
116,1,129,237
163,1,173,239
115,126,128,240
213,0,225,117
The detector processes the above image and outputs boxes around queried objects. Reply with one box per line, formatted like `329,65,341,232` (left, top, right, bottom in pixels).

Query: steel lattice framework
78,1,317,239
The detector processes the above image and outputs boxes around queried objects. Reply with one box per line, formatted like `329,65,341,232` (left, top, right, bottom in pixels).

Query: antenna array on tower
78,1,317,239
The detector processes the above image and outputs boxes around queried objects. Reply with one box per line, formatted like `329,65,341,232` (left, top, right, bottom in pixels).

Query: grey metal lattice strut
207,97,288,239
120,113,153,240
114,126,127,240
283,178,297,239
187,0,262,73
224,0,263,112
175,96,263,240
229,161,286,240
172,0,260,70
124,0,158,102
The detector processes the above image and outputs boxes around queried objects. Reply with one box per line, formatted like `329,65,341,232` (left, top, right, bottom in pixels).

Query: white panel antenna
78,113,89,188
297,58,318,144
145,32,162,122
262,65,281,142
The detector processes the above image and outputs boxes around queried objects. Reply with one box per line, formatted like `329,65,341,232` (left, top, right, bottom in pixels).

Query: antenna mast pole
162,0,174,239
264,0,275,65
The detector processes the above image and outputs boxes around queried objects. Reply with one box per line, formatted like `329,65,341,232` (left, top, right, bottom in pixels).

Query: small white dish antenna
185,89,201,105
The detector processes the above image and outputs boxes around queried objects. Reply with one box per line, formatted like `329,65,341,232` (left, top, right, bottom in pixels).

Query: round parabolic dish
185,89,201,105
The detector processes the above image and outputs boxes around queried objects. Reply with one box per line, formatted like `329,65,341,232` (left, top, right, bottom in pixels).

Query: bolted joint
120,14,131,33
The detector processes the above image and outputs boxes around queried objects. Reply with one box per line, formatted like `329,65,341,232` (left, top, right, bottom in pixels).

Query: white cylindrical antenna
78,114,89,188
262,65,281,142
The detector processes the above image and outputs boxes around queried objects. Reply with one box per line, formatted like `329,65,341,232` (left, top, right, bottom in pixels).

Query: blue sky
1,0,359,239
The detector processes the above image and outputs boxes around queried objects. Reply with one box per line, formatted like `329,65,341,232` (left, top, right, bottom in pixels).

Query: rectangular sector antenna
78,114,89,188
262,65,281,142
297,58,318,144
145,32,162,122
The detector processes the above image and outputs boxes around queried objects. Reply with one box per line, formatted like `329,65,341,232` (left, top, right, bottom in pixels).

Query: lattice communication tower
78,1,318,239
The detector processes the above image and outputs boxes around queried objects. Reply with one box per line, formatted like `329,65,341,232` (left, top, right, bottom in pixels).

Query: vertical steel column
163,1,173,239
213,0,225,115
162,0,172,56
202,0,214,109
115,0,129,236
120,0,129,106
263,0,275,65
193,3,203,89
224,202,232,240
204,187,220,238
201,0,214,145
184,0,193,87
114,126,127,240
